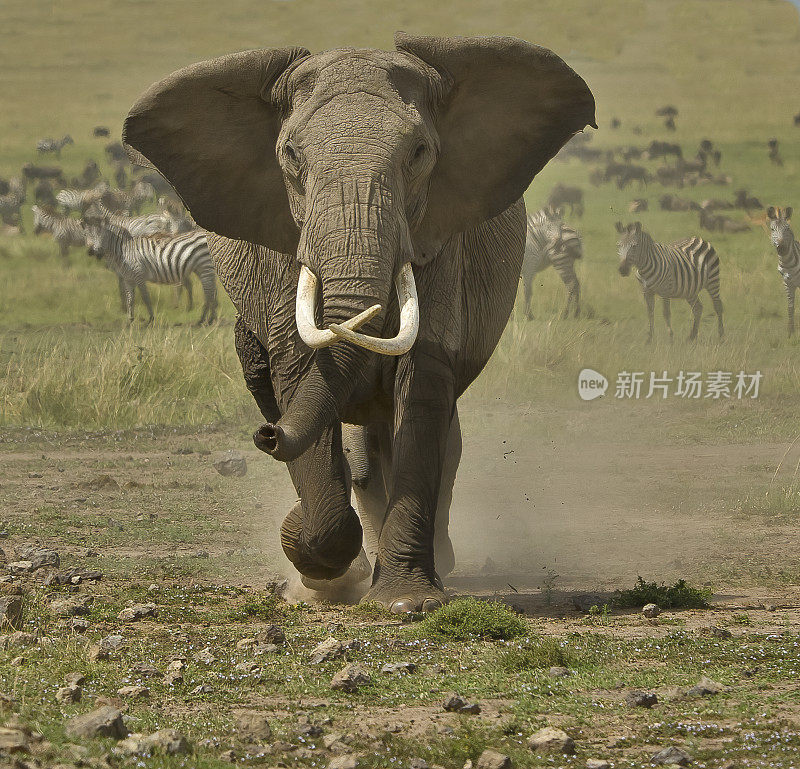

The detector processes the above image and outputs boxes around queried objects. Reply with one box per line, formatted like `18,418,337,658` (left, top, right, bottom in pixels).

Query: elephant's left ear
396,32,596,259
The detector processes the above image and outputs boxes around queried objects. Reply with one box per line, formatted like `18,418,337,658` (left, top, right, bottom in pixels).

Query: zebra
522,206,583,320
100,181,155,214
84,216,217,324
57,184,106,214
36,135,73,158
616,221,723,341
32,205,87,261
0,178,26,230
84,203,172,238
766,206,799,336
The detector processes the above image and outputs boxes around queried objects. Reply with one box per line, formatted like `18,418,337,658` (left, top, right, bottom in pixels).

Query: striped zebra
0,178,26,230
32,206,86,260
57,184,105,214
522,206,583,319
85,203,172,238
37,135,73,158
101,181,155,214
766,206,799,336
616,221,723,341
84,216,217,324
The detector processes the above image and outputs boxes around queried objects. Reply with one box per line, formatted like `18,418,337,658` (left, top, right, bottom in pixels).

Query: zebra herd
524,203,798,339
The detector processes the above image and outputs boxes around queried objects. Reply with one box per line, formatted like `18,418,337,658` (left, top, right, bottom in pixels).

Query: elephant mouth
295,262,420,356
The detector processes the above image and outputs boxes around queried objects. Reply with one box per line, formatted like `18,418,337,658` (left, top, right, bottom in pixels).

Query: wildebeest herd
1,108,798,337
0,129,216,324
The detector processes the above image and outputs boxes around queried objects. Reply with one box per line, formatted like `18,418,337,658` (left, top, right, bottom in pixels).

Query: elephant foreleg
363,347,456,613
234,316,280,422
434,410,461,578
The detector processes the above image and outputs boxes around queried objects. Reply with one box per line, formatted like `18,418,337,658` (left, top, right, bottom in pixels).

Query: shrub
614,577,711,610
498,635,578,671
416,598,527,641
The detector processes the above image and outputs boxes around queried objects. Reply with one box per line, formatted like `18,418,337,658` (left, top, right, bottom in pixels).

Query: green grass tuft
416,598,527,641
498,635,579,671
614,576,712,610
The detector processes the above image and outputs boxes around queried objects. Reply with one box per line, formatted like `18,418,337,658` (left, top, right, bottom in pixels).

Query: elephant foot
362,561,447,614
301,547,372,592
280,501,363,581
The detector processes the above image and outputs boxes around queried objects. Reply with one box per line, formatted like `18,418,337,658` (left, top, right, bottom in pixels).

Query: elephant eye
408,142,428,171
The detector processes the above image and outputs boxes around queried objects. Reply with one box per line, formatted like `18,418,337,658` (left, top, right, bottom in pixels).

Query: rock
236,711,272,742
236,637,257,650
190,684,214,695
0,596,23,630
548,666,570,678
117,603,157,622
0,726,28,753
163,670,183,686
651,746,692,766
297,722,324,738
310,637,344,664
88,645,109,662
213,450,248,477
118,729,191,756
685,676,724,697
528,727,575,754
7,562,34,575
459,703,482,715
66,706,128,739
586,760,611,769
330,664,371,692
219,748,237,762
130,662,160,678
64,618,90,633
381,661,417,675
51,596,92,617
7,632,37,648
329,755,359,769
194,647,217,665
56,685,82,704
626,690,658,708
30,549,59,570
698,625,732,639
476,749,512,769
442,693,480,714
256,625,286,645
642,603,661,618
117,685,149,700
572,593,606,613
409,759,429,769
65,673,86,687
98,635,125,653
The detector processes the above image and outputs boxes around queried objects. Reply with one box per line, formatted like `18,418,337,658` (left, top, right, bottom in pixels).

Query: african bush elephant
123,33,595,613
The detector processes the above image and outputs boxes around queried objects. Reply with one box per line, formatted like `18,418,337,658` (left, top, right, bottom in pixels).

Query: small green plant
416,598,527,641
541,567,560,606
498,635,578,671
347,601,391,619
614,577,712,610
730,613,752,626
226,595,288,622
585,603,612,626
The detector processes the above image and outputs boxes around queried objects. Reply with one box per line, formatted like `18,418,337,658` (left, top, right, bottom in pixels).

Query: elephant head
123,34,595,463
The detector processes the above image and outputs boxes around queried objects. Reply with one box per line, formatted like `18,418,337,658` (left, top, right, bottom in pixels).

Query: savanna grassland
1,1,800,767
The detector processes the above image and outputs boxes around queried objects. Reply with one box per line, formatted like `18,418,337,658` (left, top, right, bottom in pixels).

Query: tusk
328,262,419,356
295,264,382,349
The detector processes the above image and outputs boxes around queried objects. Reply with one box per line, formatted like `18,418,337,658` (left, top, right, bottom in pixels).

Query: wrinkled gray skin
122,33,595,613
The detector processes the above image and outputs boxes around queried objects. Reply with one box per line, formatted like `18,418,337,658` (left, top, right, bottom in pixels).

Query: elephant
122,32,596,613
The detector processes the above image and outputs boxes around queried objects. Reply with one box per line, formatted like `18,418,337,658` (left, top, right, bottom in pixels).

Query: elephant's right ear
123,47,310,253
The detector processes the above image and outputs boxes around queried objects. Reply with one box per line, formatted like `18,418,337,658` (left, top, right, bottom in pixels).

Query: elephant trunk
255,175,404,463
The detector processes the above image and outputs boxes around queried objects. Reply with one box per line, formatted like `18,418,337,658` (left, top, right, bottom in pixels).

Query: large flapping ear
395,32,596,260
123,47,310,253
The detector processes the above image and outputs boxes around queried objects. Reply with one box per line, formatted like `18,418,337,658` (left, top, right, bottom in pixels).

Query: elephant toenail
390,599,414,614
422,599,442,613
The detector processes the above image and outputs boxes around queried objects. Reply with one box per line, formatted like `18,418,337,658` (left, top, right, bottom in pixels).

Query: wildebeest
734,189,762,211
629,198,648,213
659,193,700,212
621,145,643,161
699,208,750,233
648,140,682,162
93,126,111,137
548,183,584,216
71,160,102,190
105,141,128,163
616,165,650,189
34,181,57,207
610,117,621,129
768,138,783,166
700,198,733,211
22,163,65,184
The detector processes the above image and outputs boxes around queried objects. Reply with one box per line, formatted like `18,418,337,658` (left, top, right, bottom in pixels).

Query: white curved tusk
328,262,419,356
295,264,382,349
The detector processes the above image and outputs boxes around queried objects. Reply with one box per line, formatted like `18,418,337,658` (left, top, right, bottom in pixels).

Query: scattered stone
642,603,661,618
7,632,37,648
236,637,257,650
698,625,732,639
235,661,260,674
167,659,186,672
88,645,109,662
100,634,126,652
381,661,417,675
0,595,23,630
15,547,60,571
194,647,217,665
236,711,272,742
55,685,82,704
651,746,692,766
297,722,324,738
586,760,611,769
0,725,29,754
459,703,482,715
310,637,344,664
117,603,157,622
66,706,128,739
685,676,725,697
528,727,575,754
476,749,512,769
330,664,371,692
626,690,658,708
118,729,191,756
64,618,90,633
51,596,92,617
255,625,286,645
117,685,149,700
163,670,183,686
548,666,570,678
408,759,429,769
442,693,482,714
189,684,214,695
219,748,237,762
65,673,86,687
329,755,359,769
213,450,248,477
7,562,34,576
130,662,160,678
